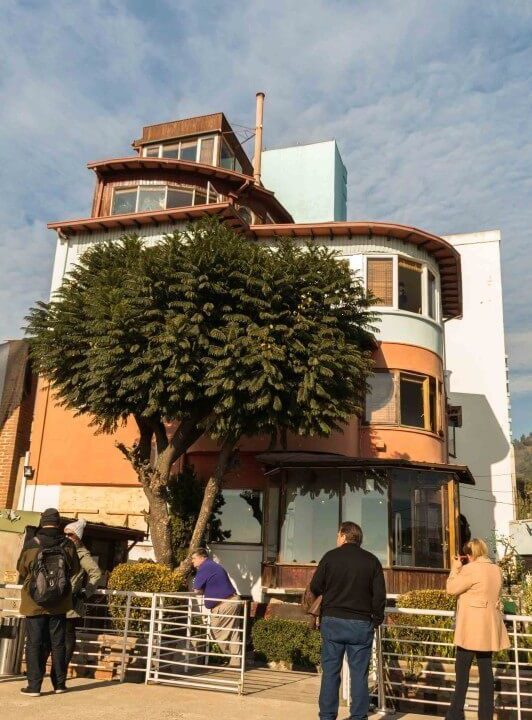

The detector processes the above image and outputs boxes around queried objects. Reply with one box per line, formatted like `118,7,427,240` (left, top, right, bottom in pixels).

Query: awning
255,451,475,485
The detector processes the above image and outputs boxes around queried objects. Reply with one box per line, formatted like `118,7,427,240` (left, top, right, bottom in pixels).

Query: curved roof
87,156,293,223
252,221,462,318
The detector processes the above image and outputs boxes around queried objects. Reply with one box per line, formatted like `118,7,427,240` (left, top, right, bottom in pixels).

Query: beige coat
446,557,510,652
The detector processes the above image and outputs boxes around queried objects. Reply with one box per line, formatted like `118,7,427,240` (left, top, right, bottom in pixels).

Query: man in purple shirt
192,549,242,667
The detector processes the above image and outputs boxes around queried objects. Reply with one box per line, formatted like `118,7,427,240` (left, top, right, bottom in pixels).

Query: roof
59,517,146,541
132,112,253,176
255,451,475,485
252,221,463,318
48,202,251,237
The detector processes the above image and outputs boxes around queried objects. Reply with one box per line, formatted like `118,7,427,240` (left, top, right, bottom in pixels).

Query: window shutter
366,372,397,423
367,258,393,305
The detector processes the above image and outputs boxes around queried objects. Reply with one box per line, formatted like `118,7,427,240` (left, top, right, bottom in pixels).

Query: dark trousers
447,647,494,720
64,618,78,669
319,616,374,720
25,615,67,692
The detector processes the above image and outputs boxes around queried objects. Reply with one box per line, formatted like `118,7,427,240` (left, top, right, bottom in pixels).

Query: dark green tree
26,217,376,568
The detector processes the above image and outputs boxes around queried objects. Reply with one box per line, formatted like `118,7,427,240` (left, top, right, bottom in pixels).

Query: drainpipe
253,92,265,184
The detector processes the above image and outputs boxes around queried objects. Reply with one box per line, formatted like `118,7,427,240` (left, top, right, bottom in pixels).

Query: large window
220,140,242,172
211,489,263,544
142,135,217,165
391,469,448,568
342,471,388,565
366,371,440,432
111,183,220,215
366,255,439,319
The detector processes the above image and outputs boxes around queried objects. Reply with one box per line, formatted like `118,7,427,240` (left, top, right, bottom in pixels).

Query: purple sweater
193,559,236,609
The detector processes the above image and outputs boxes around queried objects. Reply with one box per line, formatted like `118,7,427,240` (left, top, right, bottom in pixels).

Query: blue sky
0,0,530,436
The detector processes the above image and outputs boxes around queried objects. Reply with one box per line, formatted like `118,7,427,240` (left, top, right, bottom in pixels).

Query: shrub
252,618,321,668
387,590,456,674
108,562,187,631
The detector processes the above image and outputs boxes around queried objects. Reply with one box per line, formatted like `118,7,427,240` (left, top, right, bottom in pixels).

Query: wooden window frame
111,183,211,215
142,134,217,164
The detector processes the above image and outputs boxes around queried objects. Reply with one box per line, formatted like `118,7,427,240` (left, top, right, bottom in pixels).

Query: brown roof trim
48,202,251,237
251,221,462,318
86,157,293,223
255,451,475,485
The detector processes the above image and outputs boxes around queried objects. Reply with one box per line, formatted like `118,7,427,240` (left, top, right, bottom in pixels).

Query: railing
373,607,532,719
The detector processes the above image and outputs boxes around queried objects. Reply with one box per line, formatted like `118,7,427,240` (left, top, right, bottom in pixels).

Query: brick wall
0,373,37,508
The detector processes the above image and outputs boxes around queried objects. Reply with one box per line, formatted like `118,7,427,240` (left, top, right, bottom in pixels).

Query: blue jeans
319,615,374,720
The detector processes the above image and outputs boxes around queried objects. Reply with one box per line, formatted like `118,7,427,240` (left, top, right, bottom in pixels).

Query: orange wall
28,341,446,490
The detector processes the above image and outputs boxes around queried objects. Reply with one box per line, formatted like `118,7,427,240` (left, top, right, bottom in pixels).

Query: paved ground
0,676,439,720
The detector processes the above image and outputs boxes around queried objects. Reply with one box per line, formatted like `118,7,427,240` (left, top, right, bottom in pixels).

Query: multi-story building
17,103,514,601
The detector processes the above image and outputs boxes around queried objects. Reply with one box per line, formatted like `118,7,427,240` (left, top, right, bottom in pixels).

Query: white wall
443,230,515,542
209,544,263,601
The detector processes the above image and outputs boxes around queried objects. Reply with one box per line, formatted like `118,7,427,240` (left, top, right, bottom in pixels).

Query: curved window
365,255,440,321
111,183,221,215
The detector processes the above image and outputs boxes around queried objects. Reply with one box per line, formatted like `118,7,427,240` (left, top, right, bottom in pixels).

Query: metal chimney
253,92,265,184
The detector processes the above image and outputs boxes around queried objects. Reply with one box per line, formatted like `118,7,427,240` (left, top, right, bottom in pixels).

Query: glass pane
180,141,197,161
207,183,220,204
428,272,436,319
199,137,215,165
213,489,263,544
234,158,242,174
194,188,207,206
398,259,422,313
161,144,179,158
237,206,253,224
429,377,437,432
145,146,160,158
280,469,340,564
400,375,424,428
265,483,280,562
391,469,448,568
220,141,235,170
367,258,393,306
111,189,137,215
342,470,389,565
167,188,194,208
366,372,396,424
137,187,166,212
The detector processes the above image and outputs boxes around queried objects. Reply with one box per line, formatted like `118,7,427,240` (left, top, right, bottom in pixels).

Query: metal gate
145,593,248,694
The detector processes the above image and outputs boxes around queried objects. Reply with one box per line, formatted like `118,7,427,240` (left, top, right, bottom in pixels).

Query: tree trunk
144,483,174,567
178,440,235,575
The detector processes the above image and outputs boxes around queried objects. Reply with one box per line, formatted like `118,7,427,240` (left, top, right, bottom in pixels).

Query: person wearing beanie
17,508,80,697
62,519,103,673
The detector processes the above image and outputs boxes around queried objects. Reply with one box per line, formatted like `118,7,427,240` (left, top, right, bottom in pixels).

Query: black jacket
309,543,386,625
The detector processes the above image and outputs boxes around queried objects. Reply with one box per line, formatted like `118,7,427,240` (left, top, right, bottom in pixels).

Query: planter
268,660,293,671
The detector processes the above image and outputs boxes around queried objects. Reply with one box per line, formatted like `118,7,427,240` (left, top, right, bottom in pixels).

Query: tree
26,217,376,568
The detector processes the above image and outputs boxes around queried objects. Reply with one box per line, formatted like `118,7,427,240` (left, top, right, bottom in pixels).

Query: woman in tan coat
446,538,510,720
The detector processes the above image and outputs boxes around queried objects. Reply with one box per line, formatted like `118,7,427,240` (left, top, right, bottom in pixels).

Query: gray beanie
64,518,87,540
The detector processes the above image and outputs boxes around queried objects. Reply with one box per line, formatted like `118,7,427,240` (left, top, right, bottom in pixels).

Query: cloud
0,0,530,429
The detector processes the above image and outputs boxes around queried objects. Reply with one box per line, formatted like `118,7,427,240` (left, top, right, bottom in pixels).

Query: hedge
252,618,321,668
108,562,187,631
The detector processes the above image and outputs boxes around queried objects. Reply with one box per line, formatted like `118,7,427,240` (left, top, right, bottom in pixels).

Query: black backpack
28,539,72,608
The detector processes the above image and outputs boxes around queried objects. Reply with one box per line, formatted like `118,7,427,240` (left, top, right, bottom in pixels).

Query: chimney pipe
253,92,265,184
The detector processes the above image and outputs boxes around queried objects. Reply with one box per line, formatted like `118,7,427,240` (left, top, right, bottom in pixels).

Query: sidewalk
0,677,439,720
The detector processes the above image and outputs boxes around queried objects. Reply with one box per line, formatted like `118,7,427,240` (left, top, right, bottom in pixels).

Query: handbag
301,584,322,629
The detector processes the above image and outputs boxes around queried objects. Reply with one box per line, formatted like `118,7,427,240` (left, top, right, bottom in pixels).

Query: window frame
141,134,218,165
110,182,220,215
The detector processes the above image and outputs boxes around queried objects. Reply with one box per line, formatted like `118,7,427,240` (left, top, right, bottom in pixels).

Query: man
17,508,80,697
310,521,386,720
191,548,242,668
62,519,102,672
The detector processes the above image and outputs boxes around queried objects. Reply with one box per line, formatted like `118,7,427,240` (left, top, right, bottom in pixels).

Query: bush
252,618,321,668
387,590,456,674
108,562,187,631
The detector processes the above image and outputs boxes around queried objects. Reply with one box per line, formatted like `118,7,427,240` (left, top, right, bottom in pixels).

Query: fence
373,607,532,719
0,586,247,693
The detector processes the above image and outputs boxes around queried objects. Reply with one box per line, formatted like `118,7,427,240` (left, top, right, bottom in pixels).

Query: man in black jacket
310,521,386,720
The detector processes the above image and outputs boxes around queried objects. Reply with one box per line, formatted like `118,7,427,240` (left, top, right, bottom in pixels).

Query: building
19,104,514,601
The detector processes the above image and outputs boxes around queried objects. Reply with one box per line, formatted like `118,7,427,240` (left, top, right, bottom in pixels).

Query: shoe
54,687,67,694
20,687,40,697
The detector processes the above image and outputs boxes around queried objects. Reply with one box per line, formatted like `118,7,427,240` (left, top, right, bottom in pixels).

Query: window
180,140,197,161
199,137,215,165
237,206,253,224
366,372,396,424
145,145,160,158
280,469,340,564
110,184,214,214
366,371,440,433
398,258,422,314
220,140,238,171
161,144,180,159
342,471,388,565
428,271,436,319
111,188,137,215
391,469,449,568
211,489,263,544
448,405,462,458
367,258,393,306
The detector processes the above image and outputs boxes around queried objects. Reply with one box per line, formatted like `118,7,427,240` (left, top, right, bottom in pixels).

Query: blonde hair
464,538,489,559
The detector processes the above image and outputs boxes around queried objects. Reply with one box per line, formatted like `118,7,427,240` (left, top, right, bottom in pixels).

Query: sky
0,0,530,437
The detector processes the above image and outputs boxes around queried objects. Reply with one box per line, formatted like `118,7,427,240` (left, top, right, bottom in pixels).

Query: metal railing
372,607,532,719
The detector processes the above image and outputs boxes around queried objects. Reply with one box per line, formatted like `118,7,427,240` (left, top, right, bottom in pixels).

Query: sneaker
54,687,67,694
20,687,40,697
